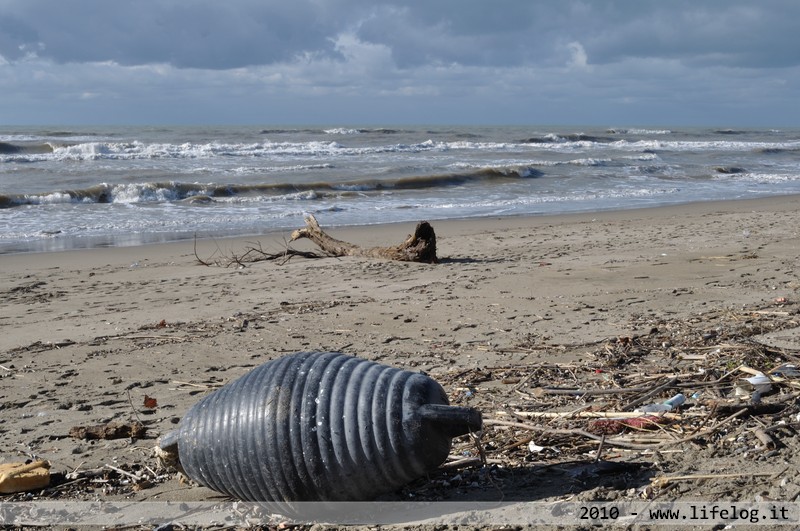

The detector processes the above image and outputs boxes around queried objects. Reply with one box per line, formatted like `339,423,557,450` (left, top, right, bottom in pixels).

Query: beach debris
193,235,324,267
143,395,158,409
651,471,777,489
68,421,147,440
158,351,481,501
194,215,437,266
290,215,438,263
771,363,800,377
753,428,777,450
528,441,546,453
634,393,686,414
7,298,800,505
420,299,800,501
0,461,51,494
587,415,672,435
738,374,773,394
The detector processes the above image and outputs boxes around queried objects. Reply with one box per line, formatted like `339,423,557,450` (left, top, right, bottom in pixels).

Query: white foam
611,139,800,152
324,128,362,135
714,172,800,183
608,128,672,135
109,183,179,203
563,158,611,167
23,192,77,205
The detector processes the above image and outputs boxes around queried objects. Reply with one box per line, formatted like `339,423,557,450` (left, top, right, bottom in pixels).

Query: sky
1,0,799,126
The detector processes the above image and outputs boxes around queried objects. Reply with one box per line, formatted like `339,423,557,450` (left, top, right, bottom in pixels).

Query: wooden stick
530,386,651,396
105,464,143,483
170,380,222,389
439,457,494,469
483,418,654,450
594,435,606,463
485,407,749,451
753,428,777,449
501,410,680,420
652,471,776,488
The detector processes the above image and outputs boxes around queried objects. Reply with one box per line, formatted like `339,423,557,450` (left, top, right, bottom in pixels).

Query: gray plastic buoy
159,351,482,501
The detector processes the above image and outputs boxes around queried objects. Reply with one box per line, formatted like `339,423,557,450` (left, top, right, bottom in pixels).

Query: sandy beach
2,196,800,525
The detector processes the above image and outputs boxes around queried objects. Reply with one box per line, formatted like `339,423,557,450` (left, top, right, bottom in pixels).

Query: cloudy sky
1,0,798,126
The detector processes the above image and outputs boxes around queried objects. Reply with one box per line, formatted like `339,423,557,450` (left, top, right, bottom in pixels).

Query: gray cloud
0,0,798,125
3,0,797,70
583,3,800,69
0,0,342,68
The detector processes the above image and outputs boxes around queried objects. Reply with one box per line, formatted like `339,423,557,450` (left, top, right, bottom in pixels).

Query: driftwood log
290,215,438,263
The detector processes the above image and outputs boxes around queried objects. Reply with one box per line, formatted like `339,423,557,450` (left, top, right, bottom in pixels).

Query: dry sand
1,195,800,524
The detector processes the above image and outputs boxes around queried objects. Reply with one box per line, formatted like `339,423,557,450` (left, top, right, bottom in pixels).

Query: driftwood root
291,214,438,263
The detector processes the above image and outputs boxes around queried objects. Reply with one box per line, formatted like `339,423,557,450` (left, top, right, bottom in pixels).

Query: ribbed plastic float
159,351,482,502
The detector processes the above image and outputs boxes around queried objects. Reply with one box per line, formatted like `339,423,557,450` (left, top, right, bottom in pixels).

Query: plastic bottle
635,393,686,413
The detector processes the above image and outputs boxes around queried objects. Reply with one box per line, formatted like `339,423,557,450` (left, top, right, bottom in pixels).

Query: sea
1,125,799,254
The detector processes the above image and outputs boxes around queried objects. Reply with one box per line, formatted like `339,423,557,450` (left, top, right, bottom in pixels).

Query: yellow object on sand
0,460,51,494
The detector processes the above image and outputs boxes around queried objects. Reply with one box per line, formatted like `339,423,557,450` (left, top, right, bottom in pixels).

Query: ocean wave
713,129,750,135
712,172,800,183
21,132,796,164
756,146,800,155
561,157,611,167
0,166,544,209
0,141,55,155
322,128,405,135
382,186,684,213
623,153,660,161
610,139,800,152
323,128,363,135
459,157,612,169
520,133,615,144
607,128,672,135
524,158,614,167
259,128,322,135
259,127,404,135
226,163,335,175
1,137,547,163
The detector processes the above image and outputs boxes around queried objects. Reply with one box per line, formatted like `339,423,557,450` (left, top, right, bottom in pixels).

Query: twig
594,435,606,463
171,380,223,389
471,431,488,467
43,476,88,493
126,390,143,425
483,418,655,450
652,471,777,488
105,464,143,483
486,406,750,451
119,335,190,343
687,404,717,436
194,232,324,267
531,385,652,396
501,410,680,420
440,457,484,469
193,233,217,267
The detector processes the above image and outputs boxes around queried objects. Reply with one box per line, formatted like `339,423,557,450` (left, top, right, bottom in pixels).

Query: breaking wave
0,166,543,209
